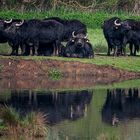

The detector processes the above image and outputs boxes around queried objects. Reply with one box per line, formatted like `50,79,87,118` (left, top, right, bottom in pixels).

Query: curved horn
114,19,121,26
84,33,88,39
15,20,24,27
4,19,12,23
72,31,76,38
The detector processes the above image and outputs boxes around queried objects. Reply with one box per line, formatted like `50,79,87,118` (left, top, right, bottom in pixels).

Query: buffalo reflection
102,88,140,126
0,90,93,124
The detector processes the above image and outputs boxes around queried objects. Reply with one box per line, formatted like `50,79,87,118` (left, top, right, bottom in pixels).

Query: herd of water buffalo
0,16,139,58
103,17,140,56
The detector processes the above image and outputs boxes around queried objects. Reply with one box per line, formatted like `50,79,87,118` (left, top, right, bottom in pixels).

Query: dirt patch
0,58,140,90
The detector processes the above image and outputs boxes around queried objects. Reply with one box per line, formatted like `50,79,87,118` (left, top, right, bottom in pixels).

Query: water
0,87,140,140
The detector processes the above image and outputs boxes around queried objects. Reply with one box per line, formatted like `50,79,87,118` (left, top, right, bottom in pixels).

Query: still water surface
0,88,140,140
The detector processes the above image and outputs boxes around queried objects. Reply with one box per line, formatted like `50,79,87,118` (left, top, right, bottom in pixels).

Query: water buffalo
114,19,140,56
0,19,25,55
102,17,122,56
0,19,15,45
62,32,94,58
44,17,87,40
4,19,64,56
37,17,87,56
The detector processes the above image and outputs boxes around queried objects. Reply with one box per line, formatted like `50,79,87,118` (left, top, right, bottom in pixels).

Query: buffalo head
71,31,88,48
114,19,131,31
4,19,24,35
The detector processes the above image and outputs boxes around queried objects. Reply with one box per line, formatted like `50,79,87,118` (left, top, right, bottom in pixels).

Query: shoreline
0,58,140,90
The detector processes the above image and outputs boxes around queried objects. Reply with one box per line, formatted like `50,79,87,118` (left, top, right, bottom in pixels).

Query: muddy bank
0,58,140,90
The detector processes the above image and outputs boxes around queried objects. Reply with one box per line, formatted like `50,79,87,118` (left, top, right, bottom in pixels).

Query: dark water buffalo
37,42,54,56
0,19,16,44
102,17,123,56
115,19,140,56
0,19,24,55
37,17,87,56
102,17,132,56
61,32,94,58
103,17,139,56
4,19,64,56
44,17,87,40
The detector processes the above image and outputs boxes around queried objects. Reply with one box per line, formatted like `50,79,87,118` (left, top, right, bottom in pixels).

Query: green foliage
0,9,139,29
48,68,63,80
0,106,20,126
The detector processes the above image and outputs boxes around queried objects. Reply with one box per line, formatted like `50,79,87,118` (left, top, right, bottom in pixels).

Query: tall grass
0,106,48,138
0,8,139,29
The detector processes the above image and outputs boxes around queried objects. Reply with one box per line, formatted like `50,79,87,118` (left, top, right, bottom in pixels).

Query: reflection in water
0,90,93,125
102,88,140,125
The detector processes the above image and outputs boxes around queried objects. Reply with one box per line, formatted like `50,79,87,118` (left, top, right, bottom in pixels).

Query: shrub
0,106,48,138
48,68,63,80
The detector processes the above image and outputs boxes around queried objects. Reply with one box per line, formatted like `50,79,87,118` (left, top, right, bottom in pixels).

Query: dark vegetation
0,0,139,29
0,0,139,14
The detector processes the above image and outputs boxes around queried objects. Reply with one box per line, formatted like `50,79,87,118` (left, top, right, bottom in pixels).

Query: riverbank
0,56,140,90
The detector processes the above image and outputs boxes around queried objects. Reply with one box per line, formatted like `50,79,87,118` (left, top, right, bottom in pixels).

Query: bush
48,68,63,80
0,106,48,138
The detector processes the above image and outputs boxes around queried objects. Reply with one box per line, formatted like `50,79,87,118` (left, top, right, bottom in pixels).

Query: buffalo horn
16,20,24,27
4,19,12,23
72,31,76,38
114,19,121,26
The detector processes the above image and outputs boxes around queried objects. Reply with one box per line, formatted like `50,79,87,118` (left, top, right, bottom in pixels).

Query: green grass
1,54,140,72
48,68,63,80
0,8,140,29
9,55,140,72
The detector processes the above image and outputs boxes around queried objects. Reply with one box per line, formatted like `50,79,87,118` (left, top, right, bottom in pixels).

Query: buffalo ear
71,39,75,42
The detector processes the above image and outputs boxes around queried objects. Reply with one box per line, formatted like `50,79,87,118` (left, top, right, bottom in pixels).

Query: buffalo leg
33,41,39,56
129,43,133,56
134,44,139,56
122,46,126,56
113,46,118,56
15,45,19,56
107,46,111,56
10,45,19,56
